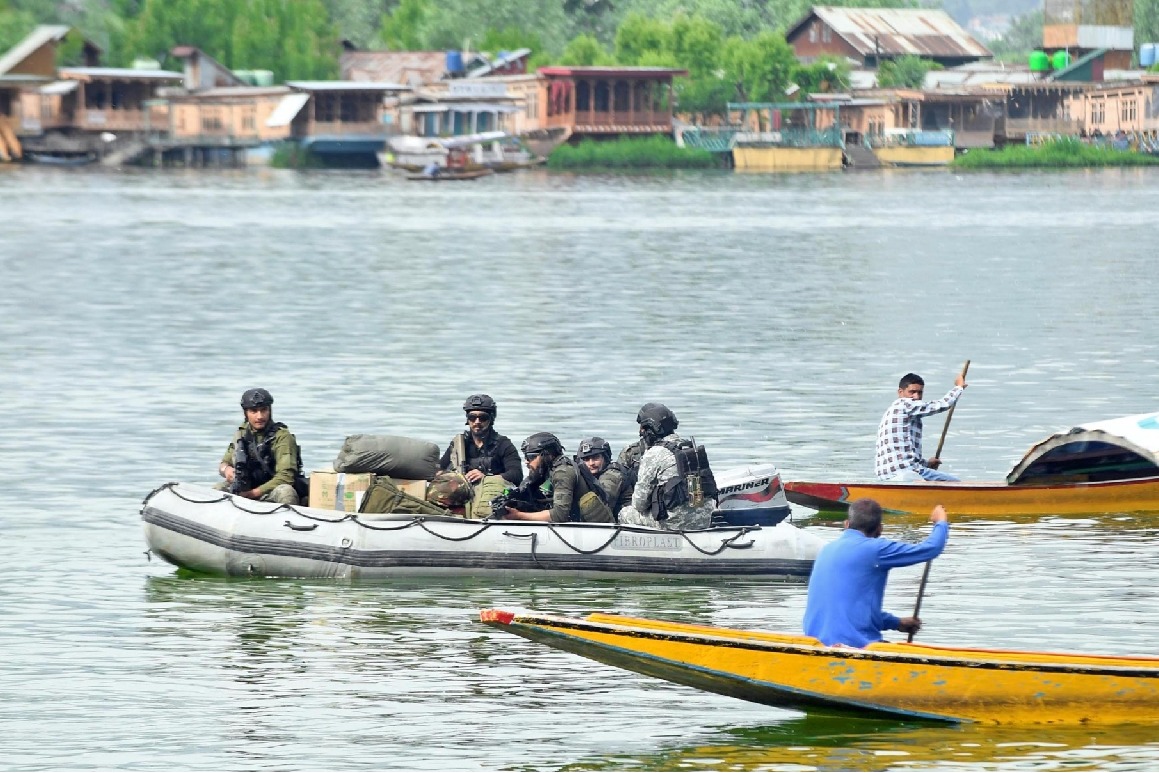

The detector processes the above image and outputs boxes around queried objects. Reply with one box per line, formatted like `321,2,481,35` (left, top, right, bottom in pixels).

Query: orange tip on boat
480,609,1159,725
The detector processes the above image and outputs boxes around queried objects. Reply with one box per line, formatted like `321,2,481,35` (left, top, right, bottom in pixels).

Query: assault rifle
489,478,548,518
229,434,255,495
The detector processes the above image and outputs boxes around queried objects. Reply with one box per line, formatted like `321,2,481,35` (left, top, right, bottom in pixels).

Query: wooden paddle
908,359,969,643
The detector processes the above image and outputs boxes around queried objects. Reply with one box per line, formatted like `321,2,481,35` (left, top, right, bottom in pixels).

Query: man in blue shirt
803,498,949,647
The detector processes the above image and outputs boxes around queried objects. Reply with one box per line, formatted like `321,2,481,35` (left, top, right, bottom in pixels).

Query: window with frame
822,25,831,43
1091,99,1105,124
809,24,817,43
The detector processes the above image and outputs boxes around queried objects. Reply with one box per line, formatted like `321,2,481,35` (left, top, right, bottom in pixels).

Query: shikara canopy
1007,411,1159,485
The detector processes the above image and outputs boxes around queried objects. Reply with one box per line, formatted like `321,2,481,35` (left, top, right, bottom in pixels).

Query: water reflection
575,714,1159,771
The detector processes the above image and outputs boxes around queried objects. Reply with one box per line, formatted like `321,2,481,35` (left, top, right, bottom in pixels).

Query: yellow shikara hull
481,609,1159,725
784,477,1159,516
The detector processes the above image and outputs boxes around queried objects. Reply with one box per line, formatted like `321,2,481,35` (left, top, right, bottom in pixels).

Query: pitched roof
788,6,992,61
340,50,447,87
0,24,70,78
467,48,531,78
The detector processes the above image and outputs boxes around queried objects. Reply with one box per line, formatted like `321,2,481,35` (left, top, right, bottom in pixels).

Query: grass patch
953,138,1159,169
270,142,325,169
547,135,719,170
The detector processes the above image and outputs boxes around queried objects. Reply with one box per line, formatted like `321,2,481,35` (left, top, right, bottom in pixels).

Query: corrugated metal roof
794,7,991,61
266,92,310,127
287,80,409,92
0,24,70,77
340,51,447,87
467,48,531,78
59,67,183,81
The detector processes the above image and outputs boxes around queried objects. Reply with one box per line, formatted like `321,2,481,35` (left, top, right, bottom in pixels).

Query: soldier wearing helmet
217,388,307,504
577,436,632,517
503,432,615,523
438,394,523,486
617,402,716,530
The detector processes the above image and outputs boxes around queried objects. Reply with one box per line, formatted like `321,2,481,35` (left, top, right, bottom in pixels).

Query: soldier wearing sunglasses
437,394,523,486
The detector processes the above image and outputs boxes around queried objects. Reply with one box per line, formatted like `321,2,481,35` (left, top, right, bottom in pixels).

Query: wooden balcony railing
545,110,672,129
999,117,1083,136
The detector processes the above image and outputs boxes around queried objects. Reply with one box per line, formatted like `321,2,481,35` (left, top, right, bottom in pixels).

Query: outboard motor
711,463,792,526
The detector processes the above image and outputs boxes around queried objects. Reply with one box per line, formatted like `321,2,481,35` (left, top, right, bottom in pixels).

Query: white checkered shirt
874,386,965,479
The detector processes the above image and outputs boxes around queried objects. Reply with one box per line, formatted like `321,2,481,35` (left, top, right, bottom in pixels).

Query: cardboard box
393,479,428,499
309,471,375,512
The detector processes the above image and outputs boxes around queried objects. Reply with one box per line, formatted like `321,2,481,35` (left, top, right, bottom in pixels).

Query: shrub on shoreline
547,136,719,170
952,138,1159,169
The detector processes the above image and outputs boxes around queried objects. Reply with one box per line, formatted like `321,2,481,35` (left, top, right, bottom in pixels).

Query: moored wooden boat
784,476,1159,516
405,168,494,181
480,609,1159,724
787,411,1159,515
141,482,822,579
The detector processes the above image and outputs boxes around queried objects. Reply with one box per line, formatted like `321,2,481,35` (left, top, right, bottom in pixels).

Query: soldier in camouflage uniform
216,388,307,505
577,436,632,517
617,403,715,531
503,433,614,523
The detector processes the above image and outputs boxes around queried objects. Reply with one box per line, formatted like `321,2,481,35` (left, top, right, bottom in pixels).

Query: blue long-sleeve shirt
802,521,949,647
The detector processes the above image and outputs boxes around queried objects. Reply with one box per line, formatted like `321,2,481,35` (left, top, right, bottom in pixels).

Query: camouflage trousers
214,481,300,505
618,503,712,531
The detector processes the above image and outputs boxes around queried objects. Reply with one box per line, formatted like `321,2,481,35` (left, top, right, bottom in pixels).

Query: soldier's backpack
359,476,450,516
652,439,718,519
426,471,472,508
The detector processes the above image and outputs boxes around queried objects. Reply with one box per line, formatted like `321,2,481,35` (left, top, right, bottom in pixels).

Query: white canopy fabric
266,93,310,128
40,80,79,95
1006,411,1159,484
411,103,521,114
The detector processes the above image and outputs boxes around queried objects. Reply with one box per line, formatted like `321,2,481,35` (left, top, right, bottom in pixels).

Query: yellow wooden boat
787,411,1159,516
480,609,1159,725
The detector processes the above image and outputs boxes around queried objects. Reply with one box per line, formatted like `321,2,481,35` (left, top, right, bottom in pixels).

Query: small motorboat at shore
786,411,1159,516
141,478,821,579
480,609,1159,725
405,168,493,181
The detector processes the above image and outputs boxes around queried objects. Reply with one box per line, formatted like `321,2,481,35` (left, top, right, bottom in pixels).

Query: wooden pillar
628,79,634,126
586,79,594,127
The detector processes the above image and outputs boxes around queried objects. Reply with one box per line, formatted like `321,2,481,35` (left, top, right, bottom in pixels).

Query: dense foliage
547,135,719,169
6,0,1159,89
876,54,941,88
952,138,1159,168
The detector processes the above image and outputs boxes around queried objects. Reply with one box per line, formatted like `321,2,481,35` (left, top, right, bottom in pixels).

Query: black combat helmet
240,388,274,410
463,393,498,418
521,432,563,459
637,402,678,439
577,436,612,460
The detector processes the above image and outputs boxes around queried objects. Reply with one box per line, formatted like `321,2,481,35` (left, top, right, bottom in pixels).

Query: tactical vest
556,457,614,523
649,439,717,521
450,430,502,476
233,423,306,497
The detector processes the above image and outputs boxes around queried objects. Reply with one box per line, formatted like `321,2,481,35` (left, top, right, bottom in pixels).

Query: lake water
2,164,1158,770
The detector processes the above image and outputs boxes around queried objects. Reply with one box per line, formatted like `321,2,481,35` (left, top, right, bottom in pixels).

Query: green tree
613,12,671,64
791,55,851,97
876,54,941,88
119,0,337,79
722,30,796,103
558,33,613,65
1137,0,1159,53
988,9,1043,60
0,2,36,55
478,26,551,68
669,13,723,77
379,0,429,50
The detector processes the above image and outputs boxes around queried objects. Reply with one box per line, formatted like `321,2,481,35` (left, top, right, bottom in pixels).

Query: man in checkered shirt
875,372,967,481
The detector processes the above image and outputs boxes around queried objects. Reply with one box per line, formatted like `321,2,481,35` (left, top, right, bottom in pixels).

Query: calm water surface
2,165,1158,770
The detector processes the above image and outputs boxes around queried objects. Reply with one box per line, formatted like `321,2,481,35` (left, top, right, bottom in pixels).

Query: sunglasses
524,453,540,463
467,413,492,423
